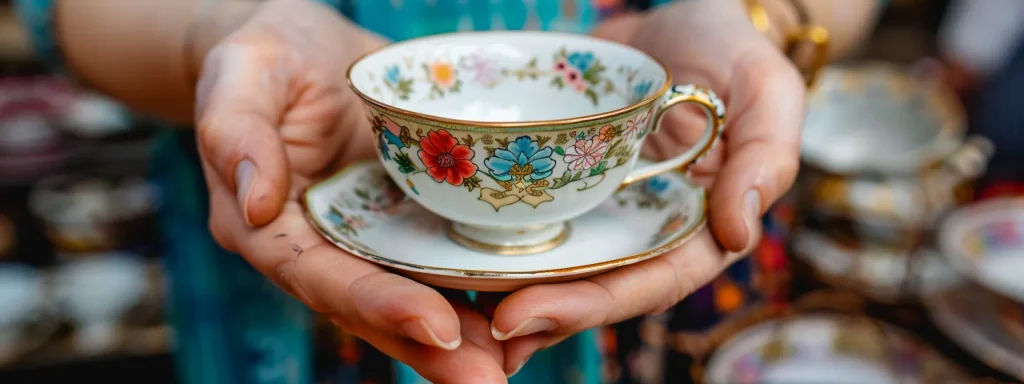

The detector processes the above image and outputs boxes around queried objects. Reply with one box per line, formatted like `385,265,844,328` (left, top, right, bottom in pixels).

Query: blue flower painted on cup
567,52,595,72
631,80,654,104
484,136,556,182
384,65,402,86
645,176,671,195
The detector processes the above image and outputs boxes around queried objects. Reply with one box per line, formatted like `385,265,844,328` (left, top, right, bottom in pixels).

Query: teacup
53,252,148,354
798,63,994,244
347,31,725,255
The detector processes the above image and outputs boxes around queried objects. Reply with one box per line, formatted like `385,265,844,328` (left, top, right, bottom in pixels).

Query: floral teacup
347,31,725,255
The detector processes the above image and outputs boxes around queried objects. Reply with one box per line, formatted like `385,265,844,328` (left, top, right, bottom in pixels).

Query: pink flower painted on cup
563,137,607,170
554,57,587,93
624,108,653,137
460,53,500,87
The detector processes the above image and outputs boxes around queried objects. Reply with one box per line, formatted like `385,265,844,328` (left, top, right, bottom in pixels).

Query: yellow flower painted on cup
421,60,463,99
428,61,457,89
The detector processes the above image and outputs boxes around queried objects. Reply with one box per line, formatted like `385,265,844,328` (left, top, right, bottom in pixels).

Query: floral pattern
417,130,477,186
563,137,607,171
375,47,658,107
369,106,650,211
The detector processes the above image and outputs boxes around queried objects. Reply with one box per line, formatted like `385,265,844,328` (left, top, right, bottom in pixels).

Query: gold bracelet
744,0,830,88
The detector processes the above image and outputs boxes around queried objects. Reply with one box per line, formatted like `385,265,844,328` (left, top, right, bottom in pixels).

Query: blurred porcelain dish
53,252,150,355
927,284,1024,381
59,92,132,138
702,313,969,384
303,160,706,292
800,63,993,228
937,197,1024,302
0,264,57,365
29,168,160,254
791,228,961,302
0,76,86,185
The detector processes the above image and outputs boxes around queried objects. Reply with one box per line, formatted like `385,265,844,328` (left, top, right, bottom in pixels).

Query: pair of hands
196,0,805,382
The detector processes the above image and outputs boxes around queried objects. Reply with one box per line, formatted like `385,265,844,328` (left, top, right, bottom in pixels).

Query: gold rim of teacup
301,160,708,278
345,30,673,132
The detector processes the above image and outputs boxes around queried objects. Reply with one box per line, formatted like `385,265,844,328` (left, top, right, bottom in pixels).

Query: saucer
303,160,706,291
703,313,969,384
791,228,962,302
927,284,1024,381
937,197,1024,302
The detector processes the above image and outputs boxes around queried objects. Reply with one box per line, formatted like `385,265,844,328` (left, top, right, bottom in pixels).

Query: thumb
196,44,291,227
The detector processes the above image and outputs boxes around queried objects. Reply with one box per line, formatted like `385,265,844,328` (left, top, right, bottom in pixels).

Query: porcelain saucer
702,313,969,384
303,160,706,292
927,284,1024,381
937,197,1024,302
791,228,962,302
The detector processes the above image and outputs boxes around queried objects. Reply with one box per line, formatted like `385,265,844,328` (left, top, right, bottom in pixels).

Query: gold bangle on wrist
744,0,830,88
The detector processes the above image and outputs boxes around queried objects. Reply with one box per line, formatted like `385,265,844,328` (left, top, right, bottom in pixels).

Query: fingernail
491,317,557,341
235,159,257,225
743,189,763,249
508,353,534,377
400,318,461,351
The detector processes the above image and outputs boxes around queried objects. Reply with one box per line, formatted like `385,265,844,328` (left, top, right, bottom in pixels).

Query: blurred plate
927,284,1024,381
702,313,969,384
937,197,1024,302
791,228,962,302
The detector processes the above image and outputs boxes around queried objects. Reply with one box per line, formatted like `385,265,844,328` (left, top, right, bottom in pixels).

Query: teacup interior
349,32,667,122
801,65,962,173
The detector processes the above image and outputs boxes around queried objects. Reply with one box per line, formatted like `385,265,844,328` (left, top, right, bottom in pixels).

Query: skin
45,0,881,380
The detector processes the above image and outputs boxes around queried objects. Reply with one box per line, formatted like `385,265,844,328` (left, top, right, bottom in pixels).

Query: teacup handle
620,84,726,188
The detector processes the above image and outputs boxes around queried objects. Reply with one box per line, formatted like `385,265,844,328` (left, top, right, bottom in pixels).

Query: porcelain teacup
347,31,725,255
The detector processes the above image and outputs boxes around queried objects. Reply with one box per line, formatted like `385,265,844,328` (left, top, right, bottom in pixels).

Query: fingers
501,333,571,377
201,161,463,351
491,228,739,364
339,299,508,384
196,42,292,227
710,50,805,252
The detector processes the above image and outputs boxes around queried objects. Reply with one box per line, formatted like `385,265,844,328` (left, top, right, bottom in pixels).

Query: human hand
193,0,507,381
490,0,806,374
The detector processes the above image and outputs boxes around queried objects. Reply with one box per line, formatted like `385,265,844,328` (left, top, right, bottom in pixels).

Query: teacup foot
447,222,570,256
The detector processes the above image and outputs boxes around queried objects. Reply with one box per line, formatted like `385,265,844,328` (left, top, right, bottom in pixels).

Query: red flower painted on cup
418,130,477,185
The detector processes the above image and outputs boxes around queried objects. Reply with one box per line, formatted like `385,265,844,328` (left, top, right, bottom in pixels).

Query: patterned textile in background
598,199,795,384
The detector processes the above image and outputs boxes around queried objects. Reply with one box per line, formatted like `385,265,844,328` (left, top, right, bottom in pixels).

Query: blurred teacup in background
0,264,56,365
52,253,158,355
790,62,994,302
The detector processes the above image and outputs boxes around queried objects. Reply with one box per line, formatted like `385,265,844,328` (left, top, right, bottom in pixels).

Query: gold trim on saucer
345,31,673,133
446,221,570,256
301,160,707,279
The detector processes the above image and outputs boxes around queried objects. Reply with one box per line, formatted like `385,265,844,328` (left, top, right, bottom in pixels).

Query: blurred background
1,0,1023,383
